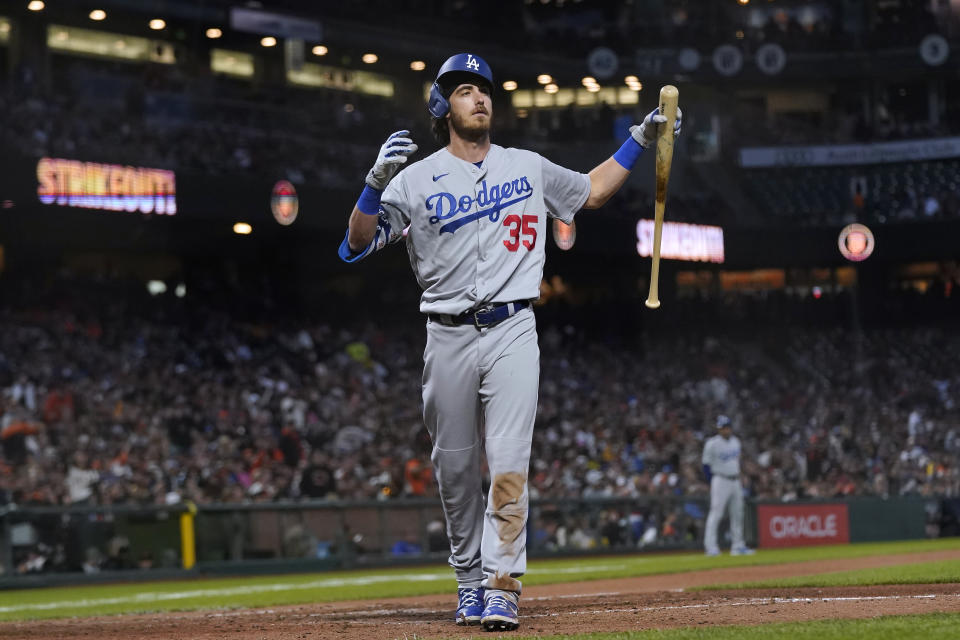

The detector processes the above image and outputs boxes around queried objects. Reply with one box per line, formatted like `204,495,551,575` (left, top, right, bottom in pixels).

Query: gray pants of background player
704,475,745,553
422,308,538,595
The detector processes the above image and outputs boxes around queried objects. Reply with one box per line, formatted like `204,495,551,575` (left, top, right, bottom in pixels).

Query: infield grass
498,612,960,640
0,538,958,621
699,558,960,590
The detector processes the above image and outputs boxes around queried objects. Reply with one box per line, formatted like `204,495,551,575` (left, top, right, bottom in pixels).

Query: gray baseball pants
704,475,745,553
422,307,538,595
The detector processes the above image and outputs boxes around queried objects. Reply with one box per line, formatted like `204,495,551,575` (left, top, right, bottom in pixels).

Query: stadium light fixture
502,80,518,91
362,53,378,64
233,222,252,235
410,60,426,71
206,28,222,39
89,9,106,21
537,74,552,85
260,36,277,47
147,280,167,296
27,1,45,11
586,85,601,93
581,76,596,86
544,83,558,94
624,75,638,84
312,45,328,56
738,0,749,4
149,19,166,30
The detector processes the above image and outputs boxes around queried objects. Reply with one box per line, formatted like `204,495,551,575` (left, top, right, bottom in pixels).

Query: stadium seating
2,274,957,513
742,159,960,227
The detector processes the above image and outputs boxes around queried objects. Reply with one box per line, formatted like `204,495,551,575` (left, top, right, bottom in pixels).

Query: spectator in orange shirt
404,454,433,497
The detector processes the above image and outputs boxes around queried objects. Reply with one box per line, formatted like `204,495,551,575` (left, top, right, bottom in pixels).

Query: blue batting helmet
716,415,732,429
427,53,494,118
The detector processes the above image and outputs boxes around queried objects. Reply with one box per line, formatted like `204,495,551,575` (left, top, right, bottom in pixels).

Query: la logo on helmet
465,54,480,71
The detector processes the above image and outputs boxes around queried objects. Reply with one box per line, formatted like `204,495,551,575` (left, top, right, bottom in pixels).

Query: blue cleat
731,546,756,556
455,587,484,625
481,589,519,632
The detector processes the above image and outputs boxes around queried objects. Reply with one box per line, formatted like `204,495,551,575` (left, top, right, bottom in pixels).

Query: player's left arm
582,107,682,209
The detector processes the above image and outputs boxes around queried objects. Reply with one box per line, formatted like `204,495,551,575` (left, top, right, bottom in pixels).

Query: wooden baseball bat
645,85,679,310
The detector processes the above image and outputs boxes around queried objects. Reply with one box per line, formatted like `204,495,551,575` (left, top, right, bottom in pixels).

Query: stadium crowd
2,274,958,515
0,77,387,191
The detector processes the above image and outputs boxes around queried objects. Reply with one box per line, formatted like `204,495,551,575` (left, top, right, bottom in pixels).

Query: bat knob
645,300,661,309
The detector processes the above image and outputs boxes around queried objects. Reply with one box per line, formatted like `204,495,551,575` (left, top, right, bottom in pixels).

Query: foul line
523,593,955,620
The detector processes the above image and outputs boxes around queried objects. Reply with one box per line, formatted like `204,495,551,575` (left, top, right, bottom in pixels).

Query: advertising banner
757,503,850,548
636,219,724,263
36,157,176,215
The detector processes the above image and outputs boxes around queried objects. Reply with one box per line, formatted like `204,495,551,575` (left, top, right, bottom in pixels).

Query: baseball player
702,415,755,556
338,53,681,631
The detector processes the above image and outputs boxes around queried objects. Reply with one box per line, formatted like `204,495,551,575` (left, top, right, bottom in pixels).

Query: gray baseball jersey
340,144,590,313
339,142,590,596
702,434,742,477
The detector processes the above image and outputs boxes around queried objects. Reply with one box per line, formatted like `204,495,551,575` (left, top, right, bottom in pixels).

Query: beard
448,109,491,143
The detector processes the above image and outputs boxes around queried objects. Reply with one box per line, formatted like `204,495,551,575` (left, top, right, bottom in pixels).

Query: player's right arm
339,130,417,261
346,204,380,252
701,439,714,482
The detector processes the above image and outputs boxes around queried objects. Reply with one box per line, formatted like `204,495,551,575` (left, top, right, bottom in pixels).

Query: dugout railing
0,496,947,588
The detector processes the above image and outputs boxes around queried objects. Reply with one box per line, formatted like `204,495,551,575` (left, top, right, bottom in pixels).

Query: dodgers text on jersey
427,177,533,234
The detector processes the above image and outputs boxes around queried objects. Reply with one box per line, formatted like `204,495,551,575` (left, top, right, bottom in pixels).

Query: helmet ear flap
428,82,449,118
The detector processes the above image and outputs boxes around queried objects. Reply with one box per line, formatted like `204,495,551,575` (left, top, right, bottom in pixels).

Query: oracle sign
757,504,850,548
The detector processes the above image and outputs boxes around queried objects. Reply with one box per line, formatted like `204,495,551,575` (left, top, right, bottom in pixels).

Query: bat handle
646,243,661,308
645,207,663,309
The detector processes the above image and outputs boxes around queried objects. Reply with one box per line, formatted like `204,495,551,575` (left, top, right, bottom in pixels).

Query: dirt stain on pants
488,471,526,592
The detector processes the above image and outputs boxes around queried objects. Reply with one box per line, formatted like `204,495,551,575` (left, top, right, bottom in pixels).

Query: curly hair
431,116,450,146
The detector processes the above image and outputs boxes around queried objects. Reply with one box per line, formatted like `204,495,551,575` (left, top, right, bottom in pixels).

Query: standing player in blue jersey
702,414,756,557
338,53,681,631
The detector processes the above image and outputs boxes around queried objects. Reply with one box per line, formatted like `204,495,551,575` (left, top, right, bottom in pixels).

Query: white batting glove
365,130,418,191
630,107,683,148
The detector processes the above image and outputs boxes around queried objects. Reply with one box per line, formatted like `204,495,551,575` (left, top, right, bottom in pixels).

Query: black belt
429,300,530,329
716,474,739,480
